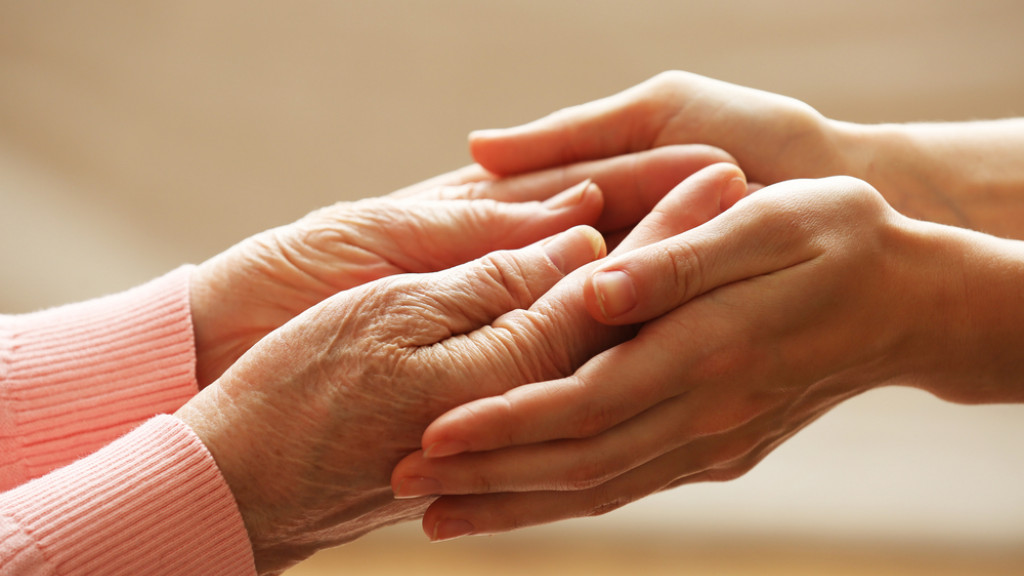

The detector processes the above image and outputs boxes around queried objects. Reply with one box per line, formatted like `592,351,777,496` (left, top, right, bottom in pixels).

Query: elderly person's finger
177,225,608,574
394,225,607,344
394,146,736,233
410,165,750,458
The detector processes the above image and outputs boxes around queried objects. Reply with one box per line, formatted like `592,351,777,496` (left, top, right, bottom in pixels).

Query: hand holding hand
396,172,1024,538
469,70,849,186
178,161,750,574
177,225,608,574
189,144,732,387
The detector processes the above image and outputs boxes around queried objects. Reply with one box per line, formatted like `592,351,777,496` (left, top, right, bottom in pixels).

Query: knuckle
825,175,886,211
691,343,746,383
562,457,617,492
584,480,643,518
476,250,539,306
564,377,619,439
479,325,541,385
466,470,495,494
365,278,444,343
573,403,617,439
497,311,574,381
585,495,633,518
488,394,520,447
658,239,705,304
437,181,485,201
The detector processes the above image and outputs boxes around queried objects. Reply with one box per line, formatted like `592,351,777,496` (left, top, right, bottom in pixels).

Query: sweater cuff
0,267,200,490
0,414,256,576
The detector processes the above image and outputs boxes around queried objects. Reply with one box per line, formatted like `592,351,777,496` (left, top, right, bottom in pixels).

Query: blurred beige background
2,1,1023,574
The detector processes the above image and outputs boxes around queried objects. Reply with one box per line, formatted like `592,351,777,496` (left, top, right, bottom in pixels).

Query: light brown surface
2,2,1024,575
3,1,1023,312
289,524,1024,576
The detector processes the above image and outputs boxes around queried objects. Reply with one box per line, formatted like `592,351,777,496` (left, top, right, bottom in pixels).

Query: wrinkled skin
177,162,748,575
177,226,618,575
189,145,733,387
396,171,1024,538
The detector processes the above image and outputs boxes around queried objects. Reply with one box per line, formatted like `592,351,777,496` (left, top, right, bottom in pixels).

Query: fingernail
543,226,605,274
592,270,637,319
543,179,593,210
578,225,606,259
424,440,470,459
394,476,443,499
722,176,748,209
432,519,475,542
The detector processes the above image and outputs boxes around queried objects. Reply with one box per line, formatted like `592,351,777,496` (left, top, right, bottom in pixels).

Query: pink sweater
0,268,255,575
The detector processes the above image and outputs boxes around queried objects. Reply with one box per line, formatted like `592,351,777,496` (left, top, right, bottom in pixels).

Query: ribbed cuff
0,267,200,490
0,415,256,576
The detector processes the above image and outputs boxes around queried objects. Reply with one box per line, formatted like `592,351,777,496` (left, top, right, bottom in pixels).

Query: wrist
188,263,216,389
895,219,1024,404
831,121,962,226
189,260,247,390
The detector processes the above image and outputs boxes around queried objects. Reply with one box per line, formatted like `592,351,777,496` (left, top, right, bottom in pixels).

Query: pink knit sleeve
0,267,200,491
0,414,256,575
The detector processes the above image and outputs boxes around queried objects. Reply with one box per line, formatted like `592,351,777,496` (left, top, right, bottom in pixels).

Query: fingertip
589,269,637,323
541,179,603,213
469,128,518,175
721,170,749,210
469,121,563,176
423,500,477,542
579,224,608,260
541,225,606,275
430,518,475,542
421,409,470,458
468,128,502,142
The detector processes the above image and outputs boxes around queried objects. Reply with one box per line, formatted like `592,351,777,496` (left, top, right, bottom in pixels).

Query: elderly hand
177,226,607,574
178,161,748,575
189,144,733,387
395,173,1024,538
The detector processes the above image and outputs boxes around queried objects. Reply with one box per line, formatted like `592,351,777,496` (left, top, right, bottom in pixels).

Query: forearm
932,222,1024,403
839,118,1024,238
0,267,199,489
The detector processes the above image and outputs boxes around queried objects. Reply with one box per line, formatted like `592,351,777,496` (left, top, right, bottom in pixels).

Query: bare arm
846,118,1024,236
470,71,1024,237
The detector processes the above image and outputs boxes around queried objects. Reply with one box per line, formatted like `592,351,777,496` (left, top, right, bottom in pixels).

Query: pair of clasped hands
177,72,1024,574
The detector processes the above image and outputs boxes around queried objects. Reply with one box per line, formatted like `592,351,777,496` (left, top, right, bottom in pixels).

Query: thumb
610,162,746,256
584,181,818,325
469,79,670,175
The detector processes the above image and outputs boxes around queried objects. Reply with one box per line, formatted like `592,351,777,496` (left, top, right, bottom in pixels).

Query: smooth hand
396,173,1024,538
189,144,732,387
469,70,853,186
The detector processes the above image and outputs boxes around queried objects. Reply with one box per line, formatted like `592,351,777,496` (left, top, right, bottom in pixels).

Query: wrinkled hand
178,161,747,575
469,70,854,187
395,173,1024,538
190,145,732,387
177,226,608,574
